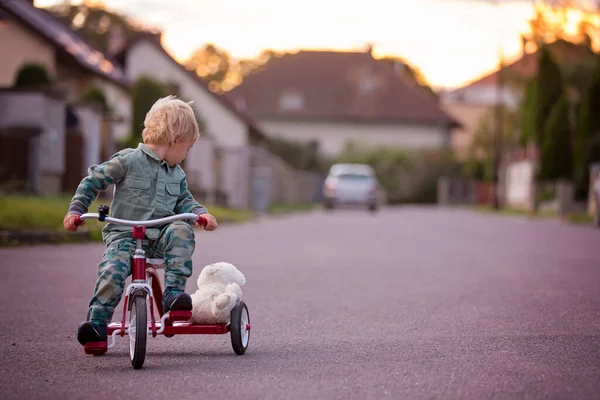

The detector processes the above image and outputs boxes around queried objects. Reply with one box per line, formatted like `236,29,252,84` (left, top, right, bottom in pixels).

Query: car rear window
338,173,372,181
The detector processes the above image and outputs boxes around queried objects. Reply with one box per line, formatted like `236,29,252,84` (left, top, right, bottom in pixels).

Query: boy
64,96,218,346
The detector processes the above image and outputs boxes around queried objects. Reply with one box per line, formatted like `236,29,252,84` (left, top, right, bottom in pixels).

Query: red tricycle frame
76,207,251,369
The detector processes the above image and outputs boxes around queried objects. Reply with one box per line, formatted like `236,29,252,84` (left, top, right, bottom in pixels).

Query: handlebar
75,213,207,228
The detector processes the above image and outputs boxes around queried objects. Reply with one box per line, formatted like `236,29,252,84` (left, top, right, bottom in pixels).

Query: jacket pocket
165,182,181,211
123,175,152,207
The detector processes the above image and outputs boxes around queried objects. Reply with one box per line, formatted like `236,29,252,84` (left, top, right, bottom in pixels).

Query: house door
62,128,86,193
0,134,30,191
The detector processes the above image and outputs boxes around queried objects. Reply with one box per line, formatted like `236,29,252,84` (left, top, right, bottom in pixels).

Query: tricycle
76,205,250,369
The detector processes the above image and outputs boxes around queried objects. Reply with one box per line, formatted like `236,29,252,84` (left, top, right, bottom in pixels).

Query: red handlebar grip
197,215,208,227
74,215,84,227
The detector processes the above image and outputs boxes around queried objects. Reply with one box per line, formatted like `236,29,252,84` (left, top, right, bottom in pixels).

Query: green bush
267,137,328,173
13,63,52,88
82,86,109,114
334,141,459,204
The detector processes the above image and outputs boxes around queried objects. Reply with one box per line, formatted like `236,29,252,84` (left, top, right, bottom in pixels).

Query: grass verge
474,204,596,225
268,202,317,214
0,195,255,246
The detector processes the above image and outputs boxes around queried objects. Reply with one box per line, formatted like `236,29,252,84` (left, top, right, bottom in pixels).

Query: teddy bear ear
236,269,246,285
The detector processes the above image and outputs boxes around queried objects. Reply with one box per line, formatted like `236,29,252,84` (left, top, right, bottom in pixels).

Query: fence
249,145,322,210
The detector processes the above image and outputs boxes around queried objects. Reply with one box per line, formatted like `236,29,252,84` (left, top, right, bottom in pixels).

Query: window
279,90,304,110
360,76,375,93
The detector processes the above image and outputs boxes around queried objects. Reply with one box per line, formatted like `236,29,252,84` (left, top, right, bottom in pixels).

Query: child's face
165,139,195,166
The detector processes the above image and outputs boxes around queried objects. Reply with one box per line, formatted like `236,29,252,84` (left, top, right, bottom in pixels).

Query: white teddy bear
190,262,246,324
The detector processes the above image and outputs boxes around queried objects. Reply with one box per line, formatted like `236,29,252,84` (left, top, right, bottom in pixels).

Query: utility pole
492,0,504,210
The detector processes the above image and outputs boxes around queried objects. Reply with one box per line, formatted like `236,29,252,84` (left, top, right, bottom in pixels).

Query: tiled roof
227,50,458,127
0,0,128,87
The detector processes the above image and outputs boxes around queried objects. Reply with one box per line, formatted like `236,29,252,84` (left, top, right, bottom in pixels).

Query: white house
227,49,459,157
114,33,270,209
0,0,131,193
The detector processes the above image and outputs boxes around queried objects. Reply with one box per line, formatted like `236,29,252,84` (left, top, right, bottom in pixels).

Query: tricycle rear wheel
230,302,250,355
129,294,147,369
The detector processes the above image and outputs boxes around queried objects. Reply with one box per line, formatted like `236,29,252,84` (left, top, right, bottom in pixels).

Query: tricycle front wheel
129,294,147,369
230,302,250,355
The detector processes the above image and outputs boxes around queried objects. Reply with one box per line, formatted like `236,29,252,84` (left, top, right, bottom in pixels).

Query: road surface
1,207,599,399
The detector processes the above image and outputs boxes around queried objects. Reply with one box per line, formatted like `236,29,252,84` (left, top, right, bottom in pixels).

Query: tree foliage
520,78,537,147
184,45,283,93
575,59,600,192
46,1,156,55
538,94,574,180
521,0,600,52
123,76,168,148
463,105,521,182
534,46,564,146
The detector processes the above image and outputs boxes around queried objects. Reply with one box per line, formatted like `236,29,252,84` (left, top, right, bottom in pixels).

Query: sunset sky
35,0,543,89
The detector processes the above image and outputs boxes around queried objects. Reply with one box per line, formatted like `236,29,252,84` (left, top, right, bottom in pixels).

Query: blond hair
142,95,199,145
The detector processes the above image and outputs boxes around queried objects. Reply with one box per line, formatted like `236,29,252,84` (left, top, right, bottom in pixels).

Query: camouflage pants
88,221,196,322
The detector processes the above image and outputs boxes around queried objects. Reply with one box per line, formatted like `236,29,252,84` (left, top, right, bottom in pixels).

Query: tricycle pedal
84,341,108,355
166,310,192,322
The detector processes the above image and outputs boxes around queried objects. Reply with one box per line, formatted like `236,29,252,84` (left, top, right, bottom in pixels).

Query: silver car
322,163,379,212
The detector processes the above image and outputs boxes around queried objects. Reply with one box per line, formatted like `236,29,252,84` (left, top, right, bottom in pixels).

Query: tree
520,78,537,147
534,46,564,147
522,0,600,52
45,1,156,55
464,104,520,182
184,45,283,93
125,76,168,148
575,59,600,194
184,44,233,93
538,94,574,181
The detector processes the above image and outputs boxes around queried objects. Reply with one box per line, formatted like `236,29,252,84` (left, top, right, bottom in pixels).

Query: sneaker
163,290,192,314
77,320,107,346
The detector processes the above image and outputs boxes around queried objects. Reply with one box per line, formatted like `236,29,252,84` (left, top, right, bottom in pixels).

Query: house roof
226,50,459,128
0,0,129,88
116,33,268,142
453,40,596,91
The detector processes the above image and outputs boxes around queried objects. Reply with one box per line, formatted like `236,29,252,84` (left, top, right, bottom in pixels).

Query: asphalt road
1,207,599,400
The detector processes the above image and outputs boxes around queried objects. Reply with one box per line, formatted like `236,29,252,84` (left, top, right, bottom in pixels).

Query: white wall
259,119,450,156
0,20,55,86
184,135,215,193
125,41,247,148
505,159,535,208
75,104,102,175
